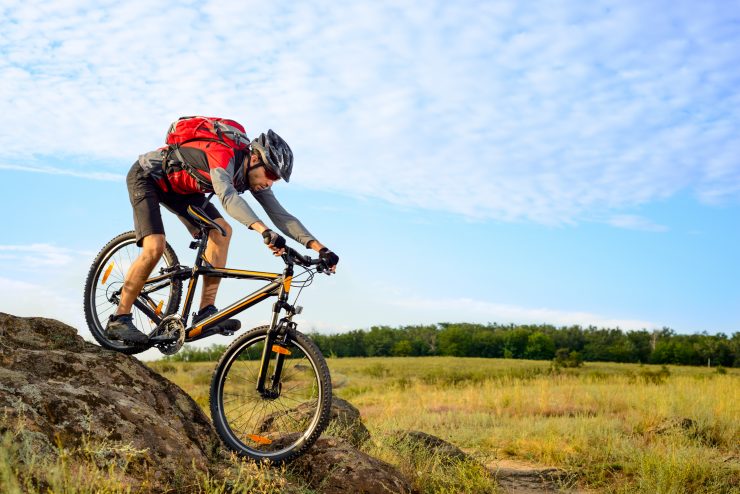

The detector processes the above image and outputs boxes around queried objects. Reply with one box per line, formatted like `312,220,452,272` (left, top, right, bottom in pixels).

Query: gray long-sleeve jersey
210,164,316,247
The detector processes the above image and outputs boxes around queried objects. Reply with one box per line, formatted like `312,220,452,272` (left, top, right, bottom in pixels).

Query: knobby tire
209,325,332,463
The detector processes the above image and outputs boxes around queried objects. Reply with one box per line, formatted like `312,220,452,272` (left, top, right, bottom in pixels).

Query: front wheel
210,325,332,463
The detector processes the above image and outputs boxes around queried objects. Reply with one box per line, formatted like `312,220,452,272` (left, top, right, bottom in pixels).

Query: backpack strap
160,149,175,193
170,144,215,192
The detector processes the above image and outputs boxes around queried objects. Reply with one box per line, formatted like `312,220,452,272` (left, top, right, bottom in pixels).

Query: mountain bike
83,203,333,463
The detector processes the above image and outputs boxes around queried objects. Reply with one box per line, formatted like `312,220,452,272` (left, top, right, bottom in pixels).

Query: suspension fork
256,265,294,396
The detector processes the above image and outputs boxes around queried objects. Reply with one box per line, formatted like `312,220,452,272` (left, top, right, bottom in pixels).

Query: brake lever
316,260,333,275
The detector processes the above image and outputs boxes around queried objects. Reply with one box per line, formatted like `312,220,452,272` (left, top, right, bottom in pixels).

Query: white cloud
0,276,85,332
607,215,669,233
0,163,122,181
0,243,85,266
393,296,658,331
0,0,738,225
0,244,95,333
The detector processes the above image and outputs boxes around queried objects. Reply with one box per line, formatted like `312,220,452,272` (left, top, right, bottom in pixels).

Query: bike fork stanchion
255,305,283,394
256,266,293,395
255,332,277,394
271,351,287,394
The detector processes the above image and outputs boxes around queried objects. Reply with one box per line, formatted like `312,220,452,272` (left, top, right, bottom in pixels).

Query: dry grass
157,357,740,493
4,357,737,493
333,358,740,493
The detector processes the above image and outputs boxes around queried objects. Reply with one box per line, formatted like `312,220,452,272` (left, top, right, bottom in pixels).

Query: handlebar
263,235,331,273
283,246,331,272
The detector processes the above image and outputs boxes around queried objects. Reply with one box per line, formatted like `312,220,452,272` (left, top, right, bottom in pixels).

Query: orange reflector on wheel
155,300,164,315
101,263,114,285
272,345,291,355
247,434,273,445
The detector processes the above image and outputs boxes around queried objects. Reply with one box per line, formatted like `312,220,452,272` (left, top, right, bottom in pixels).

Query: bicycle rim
88,235,178,344
212,328,329,462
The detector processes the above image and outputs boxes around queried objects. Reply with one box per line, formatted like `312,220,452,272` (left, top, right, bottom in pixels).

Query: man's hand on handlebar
262,229,286,256
319,248,339,273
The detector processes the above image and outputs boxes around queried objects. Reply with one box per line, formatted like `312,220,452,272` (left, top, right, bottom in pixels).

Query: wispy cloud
1,1,739,225
393,296,659,331
0,243,81,266
0,276,83,327
607,215,669,233
0,163,123,181
0,244,96,274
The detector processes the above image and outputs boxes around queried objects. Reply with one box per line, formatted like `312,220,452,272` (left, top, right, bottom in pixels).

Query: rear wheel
83,231,182,355
210,325,332,463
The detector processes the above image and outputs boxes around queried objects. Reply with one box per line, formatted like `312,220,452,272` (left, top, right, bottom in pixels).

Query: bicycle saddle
187,206,228,237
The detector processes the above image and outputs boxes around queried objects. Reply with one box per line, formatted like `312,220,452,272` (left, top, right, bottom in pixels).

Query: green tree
364,326,398,356
525,332,555,360
472,329,504,358
392,340,414,356
503,328,530,358
438,324,474,356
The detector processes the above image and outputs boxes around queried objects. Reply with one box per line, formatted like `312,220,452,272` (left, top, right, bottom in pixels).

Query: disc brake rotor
156,314,186,355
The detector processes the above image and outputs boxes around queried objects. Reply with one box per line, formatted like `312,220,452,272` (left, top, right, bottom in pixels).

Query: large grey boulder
0,313,220,486
291,436,415,494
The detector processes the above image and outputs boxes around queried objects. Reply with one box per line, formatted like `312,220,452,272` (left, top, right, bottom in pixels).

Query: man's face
246,153,280,192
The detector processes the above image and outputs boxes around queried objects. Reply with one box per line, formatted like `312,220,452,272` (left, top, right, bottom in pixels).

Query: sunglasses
251,162,281,181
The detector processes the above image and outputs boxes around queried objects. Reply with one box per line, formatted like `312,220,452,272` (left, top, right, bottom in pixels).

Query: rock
0,313,220,486
389,430,474,464
259,396,371,447
645,417,720,446
291,436,415,494
647,417,696,435
325,397,372,446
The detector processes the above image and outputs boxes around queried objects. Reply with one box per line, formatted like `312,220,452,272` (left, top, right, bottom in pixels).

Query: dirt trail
487,459,585,494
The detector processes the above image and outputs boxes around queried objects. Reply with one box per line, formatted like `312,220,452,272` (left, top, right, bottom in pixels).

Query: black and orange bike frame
131,227,303,395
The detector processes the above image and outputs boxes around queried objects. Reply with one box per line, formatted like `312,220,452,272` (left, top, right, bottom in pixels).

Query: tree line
164,322,739,367
307,323,740,367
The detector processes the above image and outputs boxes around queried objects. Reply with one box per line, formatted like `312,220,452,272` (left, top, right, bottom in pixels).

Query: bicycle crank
151,314,186,355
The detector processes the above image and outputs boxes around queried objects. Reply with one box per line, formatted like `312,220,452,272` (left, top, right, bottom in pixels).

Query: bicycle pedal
217,320,241,333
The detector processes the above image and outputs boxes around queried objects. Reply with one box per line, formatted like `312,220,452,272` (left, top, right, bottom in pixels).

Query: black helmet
250,130,294,182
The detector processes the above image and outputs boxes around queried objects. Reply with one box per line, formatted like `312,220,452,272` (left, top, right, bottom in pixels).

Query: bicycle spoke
227,397,265,428
236,399,272,440
267,399,305,428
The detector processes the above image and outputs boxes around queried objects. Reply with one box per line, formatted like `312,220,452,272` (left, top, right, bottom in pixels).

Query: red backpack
162,116,250,192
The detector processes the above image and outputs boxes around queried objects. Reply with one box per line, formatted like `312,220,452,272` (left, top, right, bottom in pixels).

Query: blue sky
1,0,738,355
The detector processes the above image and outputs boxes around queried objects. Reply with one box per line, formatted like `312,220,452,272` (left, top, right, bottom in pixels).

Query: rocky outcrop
388,430,473,464
323,397,372,447
0,313,220,486
292,436,414,494
0,313,412,493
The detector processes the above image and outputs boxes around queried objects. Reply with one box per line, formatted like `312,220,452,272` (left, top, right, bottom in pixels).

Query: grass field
150,356,740,493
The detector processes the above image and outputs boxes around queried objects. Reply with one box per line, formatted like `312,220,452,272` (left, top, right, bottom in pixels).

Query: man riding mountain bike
107,117,339,344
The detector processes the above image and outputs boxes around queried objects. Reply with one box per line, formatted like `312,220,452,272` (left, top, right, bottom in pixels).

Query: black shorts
127,163,223,246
